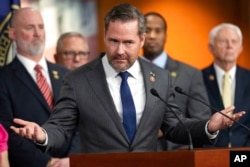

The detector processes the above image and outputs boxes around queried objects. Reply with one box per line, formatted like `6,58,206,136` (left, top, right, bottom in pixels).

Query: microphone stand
150,88,193,151
175,86,250,133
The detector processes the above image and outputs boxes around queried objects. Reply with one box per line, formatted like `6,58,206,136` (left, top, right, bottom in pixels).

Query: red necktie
34,65,54,109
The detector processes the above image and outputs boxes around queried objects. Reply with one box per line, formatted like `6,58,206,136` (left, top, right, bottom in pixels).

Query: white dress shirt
16,54,53,90
102,55,146,126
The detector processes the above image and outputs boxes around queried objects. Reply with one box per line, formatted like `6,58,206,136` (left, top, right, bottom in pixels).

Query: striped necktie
34,65,54,109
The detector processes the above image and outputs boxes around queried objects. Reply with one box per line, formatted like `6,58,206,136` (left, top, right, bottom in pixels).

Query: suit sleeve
43,74,79,154
157,70,210,146
186,69,211,119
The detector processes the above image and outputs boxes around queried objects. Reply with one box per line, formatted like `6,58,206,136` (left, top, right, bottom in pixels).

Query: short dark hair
144,12,167,32
104,3,146,36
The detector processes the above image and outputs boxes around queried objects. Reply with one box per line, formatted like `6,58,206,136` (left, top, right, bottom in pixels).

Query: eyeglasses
63,51,90,59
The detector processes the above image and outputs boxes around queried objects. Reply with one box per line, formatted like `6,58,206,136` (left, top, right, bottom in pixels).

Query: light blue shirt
141,51,168,69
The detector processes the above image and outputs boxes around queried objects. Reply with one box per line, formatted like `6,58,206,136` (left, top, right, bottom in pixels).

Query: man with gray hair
202,23,250,147
54,32,90,70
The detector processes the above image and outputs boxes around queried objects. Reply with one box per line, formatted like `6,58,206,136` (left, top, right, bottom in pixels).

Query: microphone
150,88,193,150
174,86,250,133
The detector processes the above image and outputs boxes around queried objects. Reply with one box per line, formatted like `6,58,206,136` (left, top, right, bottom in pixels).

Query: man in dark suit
202,23,250,147
142,12,211,150
11,4,244,154
0,7,79,167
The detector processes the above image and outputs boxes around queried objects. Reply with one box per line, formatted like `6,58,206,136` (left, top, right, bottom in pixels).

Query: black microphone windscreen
150,88,159,97
175,86,183,94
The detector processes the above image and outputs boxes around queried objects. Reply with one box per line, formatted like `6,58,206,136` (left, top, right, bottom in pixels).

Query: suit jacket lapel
84,57,166,144
204,64,224,110
47,62,63,101
139,58,157,115
234,66,247,112
165,56,179,83
132,59,158,143
11,58,51,113
84,57,128,141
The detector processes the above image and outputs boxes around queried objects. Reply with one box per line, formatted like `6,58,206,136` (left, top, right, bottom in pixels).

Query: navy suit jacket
202,64,250,147
0,57,79,167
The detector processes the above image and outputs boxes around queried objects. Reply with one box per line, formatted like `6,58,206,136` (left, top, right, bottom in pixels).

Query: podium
70,147,250,167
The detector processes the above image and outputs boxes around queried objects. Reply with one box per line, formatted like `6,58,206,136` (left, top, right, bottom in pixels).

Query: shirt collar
17,54,48,74
213,63,236,81
141,51,168,68
102,54,141,79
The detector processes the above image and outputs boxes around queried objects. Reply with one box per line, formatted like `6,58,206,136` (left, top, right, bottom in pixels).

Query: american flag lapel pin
209,75,215,81
150,72,155,82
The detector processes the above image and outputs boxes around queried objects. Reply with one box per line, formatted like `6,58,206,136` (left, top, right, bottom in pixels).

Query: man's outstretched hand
11,118,46,144
208,106,245,132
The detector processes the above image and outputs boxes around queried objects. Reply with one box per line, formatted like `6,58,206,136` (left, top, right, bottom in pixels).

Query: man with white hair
202,23,250,147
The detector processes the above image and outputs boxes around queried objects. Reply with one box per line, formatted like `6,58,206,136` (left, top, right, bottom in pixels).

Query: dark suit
0,57,79,167
41,55,211,153
202,64,250,147
162,56,211,150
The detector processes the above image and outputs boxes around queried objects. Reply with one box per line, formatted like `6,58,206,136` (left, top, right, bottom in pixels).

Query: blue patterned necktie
119,71,136,142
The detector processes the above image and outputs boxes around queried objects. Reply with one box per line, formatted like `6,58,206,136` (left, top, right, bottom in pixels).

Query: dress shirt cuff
35,128,48,146
205,121,219,139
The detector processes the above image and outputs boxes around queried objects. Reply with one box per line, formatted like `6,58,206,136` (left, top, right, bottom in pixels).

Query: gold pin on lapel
170,71,177,78
150,72,155,82
209,75,215,81
52,71,59,79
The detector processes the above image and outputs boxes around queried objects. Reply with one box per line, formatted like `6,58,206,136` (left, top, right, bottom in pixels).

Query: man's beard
15,38,45,56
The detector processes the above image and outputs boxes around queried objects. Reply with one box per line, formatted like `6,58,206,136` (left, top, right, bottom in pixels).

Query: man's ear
208,44,213,53
54,54,58,63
